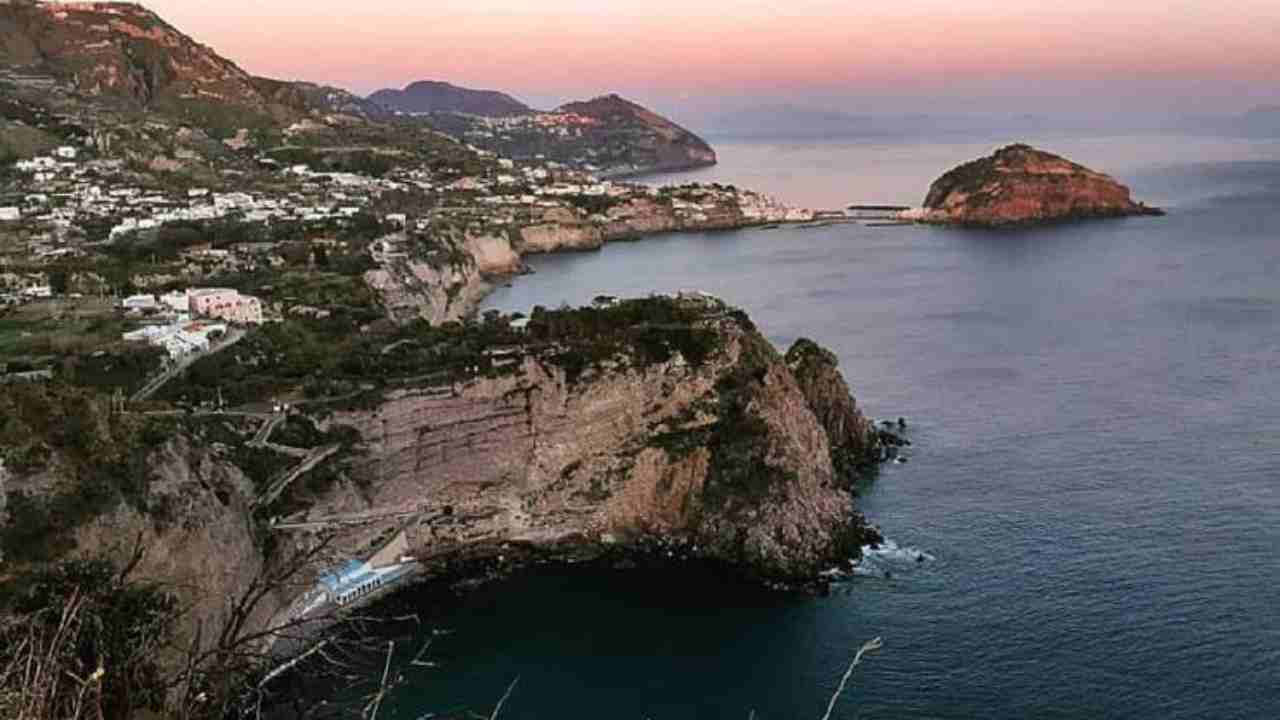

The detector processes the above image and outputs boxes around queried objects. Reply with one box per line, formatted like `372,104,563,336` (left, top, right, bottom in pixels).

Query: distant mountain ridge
369,82,717,174
369,80,531,117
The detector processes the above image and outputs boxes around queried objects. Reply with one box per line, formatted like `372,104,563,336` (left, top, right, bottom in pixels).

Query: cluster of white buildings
467,111,602,140
4,143,400,242
119,287,262,360
122,320,226,360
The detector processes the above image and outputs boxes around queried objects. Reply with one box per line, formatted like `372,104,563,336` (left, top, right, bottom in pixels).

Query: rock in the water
907,144,1164,226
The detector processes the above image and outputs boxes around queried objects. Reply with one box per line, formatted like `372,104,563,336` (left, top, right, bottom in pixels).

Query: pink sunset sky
142,0,1280,117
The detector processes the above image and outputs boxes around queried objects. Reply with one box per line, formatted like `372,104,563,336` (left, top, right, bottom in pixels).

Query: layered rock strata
301,298,885,583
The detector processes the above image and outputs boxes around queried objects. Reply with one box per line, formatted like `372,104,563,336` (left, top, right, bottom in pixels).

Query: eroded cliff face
785,338,880,475
517,207,605,253
365,231,521,325
513,196,764,255
370,198,785,323
296,299,880,582
911,144,1163,226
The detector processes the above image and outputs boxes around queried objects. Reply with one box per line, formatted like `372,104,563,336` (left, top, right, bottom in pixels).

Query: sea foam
846,538,935,578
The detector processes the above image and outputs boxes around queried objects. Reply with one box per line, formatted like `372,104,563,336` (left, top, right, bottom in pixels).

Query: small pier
846,204,915,226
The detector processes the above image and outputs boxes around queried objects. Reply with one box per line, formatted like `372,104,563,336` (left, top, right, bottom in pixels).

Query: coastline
456,209,832,321
595,158,719,181
258,224,902,685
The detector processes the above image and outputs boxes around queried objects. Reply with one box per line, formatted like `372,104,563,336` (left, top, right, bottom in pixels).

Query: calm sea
378,134,1280,719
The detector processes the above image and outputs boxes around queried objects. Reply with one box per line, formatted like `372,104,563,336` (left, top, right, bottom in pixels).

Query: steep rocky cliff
291,297,883,582
1,296,890,717
785,338,881,475
909,144,1163,226
364,230,523,325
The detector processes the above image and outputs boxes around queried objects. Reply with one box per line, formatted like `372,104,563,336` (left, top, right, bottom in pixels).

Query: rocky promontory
904,144,1163,226
315,295,886,584
1,296,893,716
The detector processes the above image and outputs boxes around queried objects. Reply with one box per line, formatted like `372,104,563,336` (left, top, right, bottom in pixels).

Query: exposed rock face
370,196,793,323
557,94,718,174
516,207,605,253
364,231,521,325
785,338,880,475
310,300,879,582
464,234,523,275
911,144,1163,226
368,80,532,117
514,196,761,255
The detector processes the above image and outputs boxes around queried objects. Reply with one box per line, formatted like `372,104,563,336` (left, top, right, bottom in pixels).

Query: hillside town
0,134,810,250
0,113,822,399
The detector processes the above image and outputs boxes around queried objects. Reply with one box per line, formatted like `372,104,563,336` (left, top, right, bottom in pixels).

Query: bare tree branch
820,637,883,720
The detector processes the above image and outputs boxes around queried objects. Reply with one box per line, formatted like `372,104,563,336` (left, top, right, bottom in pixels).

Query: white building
0,207,20,221
53,146,78,160
123,321,226,360
15,157,56,173
160,291,190,313
121,294,160,311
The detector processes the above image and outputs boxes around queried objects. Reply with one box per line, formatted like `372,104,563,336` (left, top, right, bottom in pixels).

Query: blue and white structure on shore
303,528,417,612
318,559,413,606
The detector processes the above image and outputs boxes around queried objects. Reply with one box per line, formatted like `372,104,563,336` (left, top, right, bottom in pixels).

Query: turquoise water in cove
375,134,1280,719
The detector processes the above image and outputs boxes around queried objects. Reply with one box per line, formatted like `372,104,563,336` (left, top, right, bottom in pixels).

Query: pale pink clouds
135,0,1280,111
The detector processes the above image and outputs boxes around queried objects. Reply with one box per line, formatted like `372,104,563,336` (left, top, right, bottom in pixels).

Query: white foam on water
849,538,935,578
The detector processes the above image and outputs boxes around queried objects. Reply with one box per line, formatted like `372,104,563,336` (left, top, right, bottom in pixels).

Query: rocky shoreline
597,157,719,181
250,294,908,708
366,192,819,325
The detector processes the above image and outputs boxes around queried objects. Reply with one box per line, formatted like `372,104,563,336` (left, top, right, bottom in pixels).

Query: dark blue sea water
385,135,1280,719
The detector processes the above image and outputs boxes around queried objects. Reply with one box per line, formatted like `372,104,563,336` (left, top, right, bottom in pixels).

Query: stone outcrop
907,144,1163,226
785,338,880,475
463,234,523,275
364,231,519,325
516,208,605,253
0,297,890,709
300,298,883,583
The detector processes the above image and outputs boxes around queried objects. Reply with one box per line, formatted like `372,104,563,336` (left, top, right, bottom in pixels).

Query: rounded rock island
904,143,1164,226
